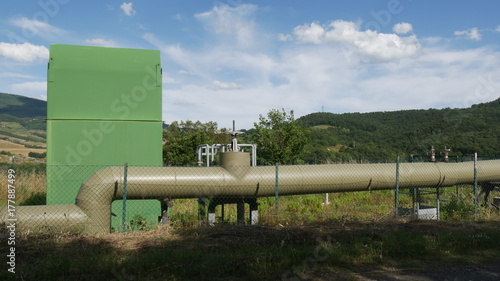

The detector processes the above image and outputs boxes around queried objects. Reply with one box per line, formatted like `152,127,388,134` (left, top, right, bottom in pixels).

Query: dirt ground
314,261,500,281
3,215,499,280
95,222,500,281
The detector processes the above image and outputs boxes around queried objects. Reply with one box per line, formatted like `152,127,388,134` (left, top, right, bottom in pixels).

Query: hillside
0,92,47,160
0,92,46,130
298,98,500,162
1,91,499,163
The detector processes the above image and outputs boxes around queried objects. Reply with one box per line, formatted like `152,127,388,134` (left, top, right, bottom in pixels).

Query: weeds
2,220,499,281
441,199,475,220
0,165,46,206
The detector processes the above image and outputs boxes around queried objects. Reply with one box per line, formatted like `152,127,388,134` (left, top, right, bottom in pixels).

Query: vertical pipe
473,152,478,219
395,155,400,216
275,162,279,212
206,145,210,167
122,162,128,232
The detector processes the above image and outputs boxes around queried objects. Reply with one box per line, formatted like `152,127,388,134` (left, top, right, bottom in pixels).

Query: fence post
122,162,128,232
394,155,400,216
436,186,440,220
473,153,478,219
275,162,279,212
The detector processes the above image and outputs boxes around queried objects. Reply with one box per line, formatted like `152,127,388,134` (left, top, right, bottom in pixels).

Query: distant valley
0,92,46,162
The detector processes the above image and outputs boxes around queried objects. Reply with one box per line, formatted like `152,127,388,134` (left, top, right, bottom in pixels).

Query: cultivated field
0,139,46,157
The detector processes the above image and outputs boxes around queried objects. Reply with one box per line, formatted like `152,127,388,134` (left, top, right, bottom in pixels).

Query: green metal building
46,44,163,230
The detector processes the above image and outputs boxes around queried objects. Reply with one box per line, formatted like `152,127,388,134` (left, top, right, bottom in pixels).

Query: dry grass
3,220,499,281
0,167,46,206
0,139,46,156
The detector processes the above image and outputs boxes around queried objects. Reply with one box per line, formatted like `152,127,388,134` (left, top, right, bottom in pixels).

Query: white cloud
120,2,136,16
162,75,179,84
157,37,499,129
144,7,499,129
10,81,46,100
9,16,66,41
277,33,292,41
211,80,241,90
195,4,258,47
293,22,325,44
84,38,117,47
0,72,36,79
0,42,49,62
292,20,421,62
496,25,500,32
178,70,195,75
143,33,207,81
393,22,413,34
454,28,481,40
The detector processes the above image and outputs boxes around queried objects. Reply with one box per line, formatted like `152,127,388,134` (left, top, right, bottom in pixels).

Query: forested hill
0,92,46,118
298,98,500,162
0,92,46,130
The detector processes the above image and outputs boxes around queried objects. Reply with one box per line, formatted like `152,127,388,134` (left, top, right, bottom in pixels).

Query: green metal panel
47,44,161,121
46,120,162,203
46,120,162,167
46,44,163,230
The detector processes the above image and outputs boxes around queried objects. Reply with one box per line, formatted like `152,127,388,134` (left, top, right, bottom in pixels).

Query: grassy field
1,219,499,280
1,167,499,280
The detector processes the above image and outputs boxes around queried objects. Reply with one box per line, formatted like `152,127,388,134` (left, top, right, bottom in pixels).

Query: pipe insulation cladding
1,159,499,235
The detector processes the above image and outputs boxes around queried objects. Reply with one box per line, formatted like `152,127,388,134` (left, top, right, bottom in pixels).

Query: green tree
28,152,46,158
250,109,310,165
163,120,229,166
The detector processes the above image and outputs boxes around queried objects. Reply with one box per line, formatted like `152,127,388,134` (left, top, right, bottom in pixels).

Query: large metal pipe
2,159,499,235
0,204,87,233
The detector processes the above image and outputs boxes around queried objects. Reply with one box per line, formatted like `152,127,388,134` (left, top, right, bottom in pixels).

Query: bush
19,192,46,205
441,199,474,220
28,152,46,158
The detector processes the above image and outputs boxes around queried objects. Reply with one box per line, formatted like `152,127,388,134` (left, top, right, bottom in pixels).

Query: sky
1,0,500,129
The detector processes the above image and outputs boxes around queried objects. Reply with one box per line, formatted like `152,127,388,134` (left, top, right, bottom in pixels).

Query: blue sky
1,0,500,129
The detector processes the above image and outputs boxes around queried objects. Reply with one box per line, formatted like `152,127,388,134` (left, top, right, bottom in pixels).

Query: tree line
163,109,309,166
162,98,500,166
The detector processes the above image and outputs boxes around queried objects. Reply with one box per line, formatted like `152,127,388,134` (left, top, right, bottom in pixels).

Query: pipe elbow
75,166,123,235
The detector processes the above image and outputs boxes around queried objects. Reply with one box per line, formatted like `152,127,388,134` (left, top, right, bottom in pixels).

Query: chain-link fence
1,158,499,235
